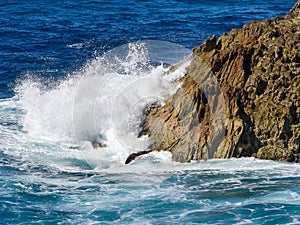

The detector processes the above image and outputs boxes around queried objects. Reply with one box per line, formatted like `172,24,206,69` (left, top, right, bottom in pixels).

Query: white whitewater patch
95,156,300,175
11,41,191,170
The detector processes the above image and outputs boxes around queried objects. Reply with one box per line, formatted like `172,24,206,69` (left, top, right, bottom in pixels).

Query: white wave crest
14,41,191,168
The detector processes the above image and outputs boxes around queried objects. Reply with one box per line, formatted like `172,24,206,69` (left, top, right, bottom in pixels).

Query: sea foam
15,41,191,168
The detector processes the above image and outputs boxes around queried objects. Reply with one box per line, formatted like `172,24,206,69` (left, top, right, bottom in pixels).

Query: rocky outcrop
140,0,300,163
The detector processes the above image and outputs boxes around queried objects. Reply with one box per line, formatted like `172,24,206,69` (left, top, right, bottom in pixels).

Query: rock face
142,1,300,162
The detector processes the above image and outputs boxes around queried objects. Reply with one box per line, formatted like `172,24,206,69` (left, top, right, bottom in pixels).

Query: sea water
0,1,299,224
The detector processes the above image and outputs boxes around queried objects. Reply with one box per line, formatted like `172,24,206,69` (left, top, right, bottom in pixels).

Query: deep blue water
0,0,295,98
0,0,299,224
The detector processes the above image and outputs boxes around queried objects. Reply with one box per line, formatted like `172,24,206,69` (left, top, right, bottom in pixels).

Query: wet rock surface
141,0,300,162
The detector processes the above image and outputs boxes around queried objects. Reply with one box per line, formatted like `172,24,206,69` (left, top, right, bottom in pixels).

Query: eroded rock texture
142,0,300,162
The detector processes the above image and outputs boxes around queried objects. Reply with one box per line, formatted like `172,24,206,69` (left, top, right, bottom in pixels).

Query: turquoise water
1,1,299,224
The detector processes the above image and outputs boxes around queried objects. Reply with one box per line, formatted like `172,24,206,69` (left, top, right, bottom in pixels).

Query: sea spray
15,41,191,168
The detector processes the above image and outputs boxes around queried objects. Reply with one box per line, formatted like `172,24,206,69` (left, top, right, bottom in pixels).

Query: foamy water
1,41,300,224
8,41,191,170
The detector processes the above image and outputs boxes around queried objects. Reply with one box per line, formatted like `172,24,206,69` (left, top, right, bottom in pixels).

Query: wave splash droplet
15,41,191,168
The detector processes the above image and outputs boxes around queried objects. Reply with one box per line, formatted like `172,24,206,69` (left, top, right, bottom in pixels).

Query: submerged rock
141,0,300,162
125,150,152,164
92,140,106,148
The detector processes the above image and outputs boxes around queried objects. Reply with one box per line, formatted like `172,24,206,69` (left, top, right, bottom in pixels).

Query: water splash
14,41,191,169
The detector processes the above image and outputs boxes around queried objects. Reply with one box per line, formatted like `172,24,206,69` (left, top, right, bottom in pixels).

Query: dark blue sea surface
0,0,299,224
0,0,295,98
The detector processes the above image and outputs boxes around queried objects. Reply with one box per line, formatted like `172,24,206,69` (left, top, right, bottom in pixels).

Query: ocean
0,0,299,224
